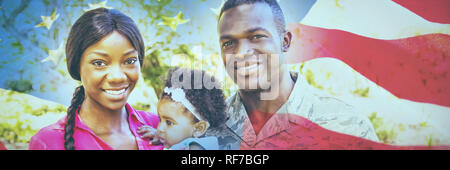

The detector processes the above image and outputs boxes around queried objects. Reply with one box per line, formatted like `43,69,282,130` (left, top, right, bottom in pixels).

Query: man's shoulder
225,91,239,106
307,94,367,126
205,125,241,150
224,91,243,119
289,80,379,141
306,95,379,141
290,74,355,115
311,95,354,114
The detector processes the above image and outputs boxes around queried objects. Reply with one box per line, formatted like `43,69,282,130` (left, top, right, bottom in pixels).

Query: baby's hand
137,125,162,145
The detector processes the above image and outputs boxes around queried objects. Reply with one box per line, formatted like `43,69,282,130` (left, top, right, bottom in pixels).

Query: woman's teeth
104,88,126,95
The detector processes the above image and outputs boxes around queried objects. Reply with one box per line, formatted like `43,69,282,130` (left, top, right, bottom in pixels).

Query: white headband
163,87,203,121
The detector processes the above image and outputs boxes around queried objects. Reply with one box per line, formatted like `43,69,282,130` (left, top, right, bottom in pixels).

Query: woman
29,8,162,150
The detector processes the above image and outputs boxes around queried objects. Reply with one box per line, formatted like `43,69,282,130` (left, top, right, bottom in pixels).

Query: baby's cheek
167,131,183,145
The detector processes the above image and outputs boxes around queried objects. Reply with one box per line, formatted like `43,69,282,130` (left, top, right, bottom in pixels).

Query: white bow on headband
163,87,203,121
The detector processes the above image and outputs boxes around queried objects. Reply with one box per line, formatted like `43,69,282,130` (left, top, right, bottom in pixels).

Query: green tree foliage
0,0,210,98
0,89,66,146
0,0,217,146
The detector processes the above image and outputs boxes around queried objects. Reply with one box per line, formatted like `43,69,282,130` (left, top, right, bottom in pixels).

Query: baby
138,68,227,150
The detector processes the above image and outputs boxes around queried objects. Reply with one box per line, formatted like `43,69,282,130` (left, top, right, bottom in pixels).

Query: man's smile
234,60,262,77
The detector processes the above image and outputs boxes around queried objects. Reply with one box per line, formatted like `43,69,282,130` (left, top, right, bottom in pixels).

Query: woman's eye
125,57,138,65
92,60,106,67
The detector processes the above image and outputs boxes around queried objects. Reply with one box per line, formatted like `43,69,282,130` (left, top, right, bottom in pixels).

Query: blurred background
0,0,449,149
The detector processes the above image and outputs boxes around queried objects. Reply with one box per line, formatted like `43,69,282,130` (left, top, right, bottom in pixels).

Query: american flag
288,0,449,107
273,0,450,149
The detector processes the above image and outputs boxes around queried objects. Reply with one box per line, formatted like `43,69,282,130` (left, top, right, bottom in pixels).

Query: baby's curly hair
160,67,227,129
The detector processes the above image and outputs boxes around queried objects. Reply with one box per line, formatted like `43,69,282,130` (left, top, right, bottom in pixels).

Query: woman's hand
137,125,162,145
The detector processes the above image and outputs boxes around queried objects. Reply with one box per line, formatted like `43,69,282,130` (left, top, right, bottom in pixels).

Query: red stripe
287,23,450,107
393,0,450,24
241,113,450,150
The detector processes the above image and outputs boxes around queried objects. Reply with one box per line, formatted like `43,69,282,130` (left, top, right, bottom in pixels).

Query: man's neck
239,70,295,134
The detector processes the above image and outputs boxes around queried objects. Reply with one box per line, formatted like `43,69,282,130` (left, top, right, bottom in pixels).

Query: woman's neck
79,97,129,135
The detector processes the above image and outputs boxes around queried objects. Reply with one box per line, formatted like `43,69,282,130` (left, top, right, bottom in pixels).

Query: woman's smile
102,86,129,100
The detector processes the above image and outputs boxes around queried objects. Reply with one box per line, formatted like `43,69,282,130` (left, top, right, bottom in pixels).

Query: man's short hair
218,0,286,35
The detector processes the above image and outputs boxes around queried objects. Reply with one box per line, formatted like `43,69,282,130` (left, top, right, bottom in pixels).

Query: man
207,0,379,150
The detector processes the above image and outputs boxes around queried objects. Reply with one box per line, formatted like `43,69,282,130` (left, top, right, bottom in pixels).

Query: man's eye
92,60,106,67
125,57,138,65
250,35,265,40
222,41,233,49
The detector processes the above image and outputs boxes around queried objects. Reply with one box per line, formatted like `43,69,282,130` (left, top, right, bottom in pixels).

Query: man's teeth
105,88,126,95
245,63,258,69
238,63,258,70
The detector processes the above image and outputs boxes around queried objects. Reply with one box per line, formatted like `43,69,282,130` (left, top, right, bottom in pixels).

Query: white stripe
289,58,450,145
300,0,450,40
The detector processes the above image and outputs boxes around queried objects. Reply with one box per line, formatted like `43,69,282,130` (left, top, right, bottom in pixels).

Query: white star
35,9,59,30
84,0,113,12
158,11,189,31
210,0,225,17
41,43,64,66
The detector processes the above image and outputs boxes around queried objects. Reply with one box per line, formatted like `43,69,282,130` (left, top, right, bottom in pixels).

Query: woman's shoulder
134,110,160,128
34,116,66,136
126,103,159,128
29,116,66,150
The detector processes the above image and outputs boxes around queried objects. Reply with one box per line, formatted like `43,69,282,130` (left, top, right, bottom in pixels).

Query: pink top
29,103,164,150
0,141,6,150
